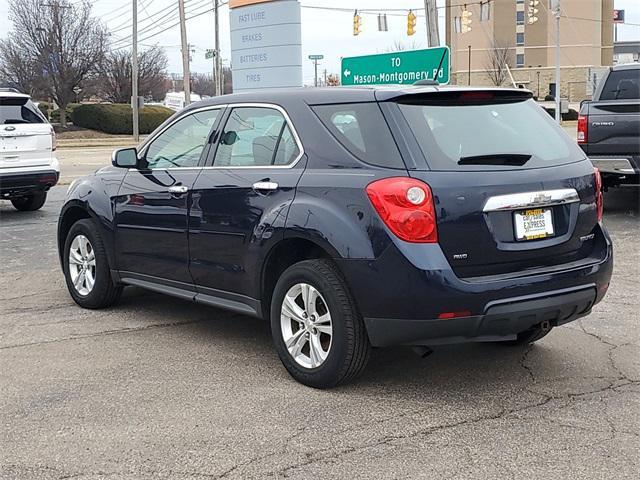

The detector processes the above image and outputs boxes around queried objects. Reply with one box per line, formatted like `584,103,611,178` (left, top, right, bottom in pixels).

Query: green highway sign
205,49,215,60
341,47,450,86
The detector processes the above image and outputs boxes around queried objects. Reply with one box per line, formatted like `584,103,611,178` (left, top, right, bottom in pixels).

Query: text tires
271,259,370,389
63,219,121,309
11,192,47,211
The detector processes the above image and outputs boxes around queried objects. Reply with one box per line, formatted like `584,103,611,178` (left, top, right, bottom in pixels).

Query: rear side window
312,103,404,169
600,69,640,100
0,97,46,125
398,99,584,171
214,107,300,167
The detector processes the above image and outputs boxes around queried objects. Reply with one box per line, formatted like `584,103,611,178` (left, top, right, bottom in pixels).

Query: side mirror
112,148,138,168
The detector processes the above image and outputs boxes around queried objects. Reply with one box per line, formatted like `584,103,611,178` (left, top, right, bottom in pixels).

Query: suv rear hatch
388,89,600,278
0,95,54,170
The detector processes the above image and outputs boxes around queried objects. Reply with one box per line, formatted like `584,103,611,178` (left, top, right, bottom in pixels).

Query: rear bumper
365,286,596,346
588,156,639,181
0,169,59,196
336,224,613,347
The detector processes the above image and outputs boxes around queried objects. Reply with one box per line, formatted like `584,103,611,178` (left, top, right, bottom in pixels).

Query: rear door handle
168,185,189,195
252,181,279,192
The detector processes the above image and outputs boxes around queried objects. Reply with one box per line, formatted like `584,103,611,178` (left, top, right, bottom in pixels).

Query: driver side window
145,109,220,169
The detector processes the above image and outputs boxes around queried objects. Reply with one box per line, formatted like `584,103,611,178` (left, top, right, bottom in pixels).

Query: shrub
71,104,174,134
544,94,555,101
36,102,81,123
542,107,579,121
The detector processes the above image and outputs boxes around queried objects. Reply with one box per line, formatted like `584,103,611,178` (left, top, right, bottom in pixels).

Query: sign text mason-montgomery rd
341,47,450,86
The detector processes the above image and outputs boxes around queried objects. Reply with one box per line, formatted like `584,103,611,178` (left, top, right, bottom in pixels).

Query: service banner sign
230,0,302,91
342,47,450,86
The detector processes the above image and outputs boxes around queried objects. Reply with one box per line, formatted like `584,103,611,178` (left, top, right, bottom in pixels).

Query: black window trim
206,102,305,170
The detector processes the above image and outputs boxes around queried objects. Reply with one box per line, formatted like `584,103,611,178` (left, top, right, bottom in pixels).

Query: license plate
514,208,554,241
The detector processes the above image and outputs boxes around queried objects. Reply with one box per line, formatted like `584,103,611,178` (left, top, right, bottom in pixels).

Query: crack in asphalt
0,319,209,351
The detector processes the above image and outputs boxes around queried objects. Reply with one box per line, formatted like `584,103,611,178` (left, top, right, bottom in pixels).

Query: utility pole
553,0,561,123
213,0,221,96
313,58,319,87
132,0,139,142
424,0,439,47
178,0,191,106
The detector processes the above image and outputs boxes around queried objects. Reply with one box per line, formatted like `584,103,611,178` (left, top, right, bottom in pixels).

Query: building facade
446,0,614,100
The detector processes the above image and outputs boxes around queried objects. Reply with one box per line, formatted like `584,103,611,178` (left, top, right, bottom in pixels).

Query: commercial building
446,0,614,100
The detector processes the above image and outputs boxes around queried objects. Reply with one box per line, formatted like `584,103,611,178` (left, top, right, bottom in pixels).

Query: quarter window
145,109,220,169
213,107,300,167
312,103,404,169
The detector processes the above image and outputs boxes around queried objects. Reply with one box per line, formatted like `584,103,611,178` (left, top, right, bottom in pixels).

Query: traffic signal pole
424,0,439,47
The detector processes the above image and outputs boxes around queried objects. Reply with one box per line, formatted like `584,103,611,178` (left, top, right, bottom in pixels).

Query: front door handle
252,181,279,192
168,185,189,195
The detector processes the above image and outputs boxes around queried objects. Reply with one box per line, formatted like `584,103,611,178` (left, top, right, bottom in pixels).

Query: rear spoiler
377,88,534,105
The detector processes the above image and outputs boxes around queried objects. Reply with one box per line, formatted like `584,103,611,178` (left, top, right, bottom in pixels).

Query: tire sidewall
63,220,112,308
270,262,353,387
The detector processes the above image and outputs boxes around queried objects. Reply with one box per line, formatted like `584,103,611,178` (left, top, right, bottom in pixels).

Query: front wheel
11,192,47,211
271,259,370,389
63,219,122,309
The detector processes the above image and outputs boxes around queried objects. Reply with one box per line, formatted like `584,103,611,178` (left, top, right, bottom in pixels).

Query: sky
0,0,638,86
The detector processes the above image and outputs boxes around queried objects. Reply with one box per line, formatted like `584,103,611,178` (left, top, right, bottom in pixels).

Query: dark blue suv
58,86,613,388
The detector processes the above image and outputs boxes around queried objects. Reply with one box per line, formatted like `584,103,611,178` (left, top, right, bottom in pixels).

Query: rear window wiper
458,154,532,166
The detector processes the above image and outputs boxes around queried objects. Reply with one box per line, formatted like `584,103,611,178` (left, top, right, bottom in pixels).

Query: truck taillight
577,114,588,144
366,177,438,243
594,168,603,222
51,127,57,151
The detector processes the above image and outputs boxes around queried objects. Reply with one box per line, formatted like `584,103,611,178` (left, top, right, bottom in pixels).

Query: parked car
0,88,59,211
58,86,612,388
579,63,640,187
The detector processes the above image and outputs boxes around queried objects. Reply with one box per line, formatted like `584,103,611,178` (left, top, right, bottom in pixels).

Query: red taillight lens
594,167,603,222
577,114,588,144
366,177,438,243
50,127,57,151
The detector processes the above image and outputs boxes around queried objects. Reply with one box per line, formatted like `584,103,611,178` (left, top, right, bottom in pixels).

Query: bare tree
0,0,108,126
191,74,215,97
385,40,422,53
101,46,169,103
484,42,512,87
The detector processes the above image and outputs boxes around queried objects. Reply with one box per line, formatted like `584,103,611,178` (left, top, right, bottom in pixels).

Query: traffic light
461,7,473,33
527,0,539,24
407,10,417,36
353,10,362,36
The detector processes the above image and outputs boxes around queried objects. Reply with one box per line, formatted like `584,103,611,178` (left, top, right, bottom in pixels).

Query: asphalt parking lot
1,178,639,478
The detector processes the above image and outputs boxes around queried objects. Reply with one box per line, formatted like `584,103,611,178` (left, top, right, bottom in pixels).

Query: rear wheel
270,259,370,389
63,219,122,309
11,192,47,211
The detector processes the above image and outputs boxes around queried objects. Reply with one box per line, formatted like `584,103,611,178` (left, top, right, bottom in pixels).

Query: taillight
51,127,57,151
577,114,588,144
594,167,603,222
366,177,438,243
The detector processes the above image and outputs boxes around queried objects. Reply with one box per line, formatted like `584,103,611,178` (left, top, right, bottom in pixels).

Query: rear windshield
0,97,46,125
600,69,640,100
397,99,584,171
312,103,404,169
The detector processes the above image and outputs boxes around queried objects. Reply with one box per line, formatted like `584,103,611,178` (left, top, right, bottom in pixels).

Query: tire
270,259,370,389
63,219,122,309
11,192,47,211
499,321,552,346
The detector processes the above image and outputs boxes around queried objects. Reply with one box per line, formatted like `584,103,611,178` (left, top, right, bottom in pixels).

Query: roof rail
413,80,439,86
0,87,22,94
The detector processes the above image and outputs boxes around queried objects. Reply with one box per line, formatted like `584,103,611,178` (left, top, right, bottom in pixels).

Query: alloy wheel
280,283,333,369
68,234,96,296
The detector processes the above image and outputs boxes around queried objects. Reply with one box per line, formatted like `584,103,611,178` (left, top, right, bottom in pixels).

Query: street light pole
132,0,139,142
553,0,561,123
424,0,439,47
468,45,472,85
213,0,221,96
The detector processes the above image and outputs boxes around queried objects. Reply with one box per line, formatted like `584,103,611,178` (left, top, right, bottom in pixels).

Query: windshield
0,97,46,125
397,98,584,171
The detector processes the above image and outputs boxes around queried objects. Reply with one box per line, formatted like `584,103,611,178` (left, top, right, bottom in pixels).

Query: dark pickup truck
579,63,640,187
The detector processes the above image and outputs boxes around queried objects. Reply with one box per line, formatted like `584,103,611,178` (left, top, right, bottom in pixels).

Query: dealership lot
1,181,639,478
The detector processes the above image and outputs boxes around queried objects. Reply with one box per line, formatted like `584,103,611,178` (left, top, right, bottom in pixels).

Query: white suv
0,88,59,211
